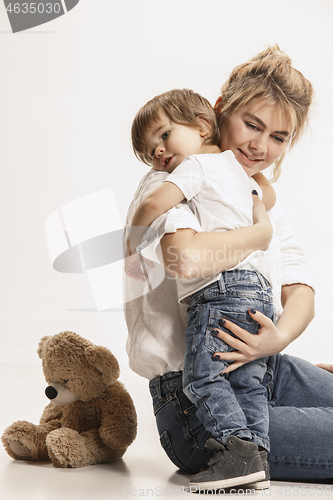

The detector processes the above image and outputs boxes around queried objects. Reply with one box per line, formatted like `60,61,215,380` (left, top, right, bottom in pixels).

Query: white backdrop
0,0,332,370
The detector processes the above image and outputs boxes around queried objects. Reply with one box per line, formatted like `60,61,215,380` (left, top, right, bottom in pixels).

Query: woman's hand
212,309,289,374
124,252,154,282
316,363,333,374
252,193,273,251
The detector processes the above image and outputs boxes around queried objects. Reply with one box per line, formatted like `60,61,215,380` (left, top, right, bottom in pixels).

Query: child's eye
161,131,170,140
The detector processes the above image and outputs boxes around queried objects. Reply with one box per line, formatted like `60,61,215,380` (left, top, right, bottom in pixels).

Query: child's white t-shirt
163,150,270,302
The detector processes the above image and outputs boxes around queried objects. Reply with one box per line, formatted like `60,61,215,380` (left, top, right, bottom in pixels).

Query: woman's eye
245,122,258,131
272,135,284,143
161,131,170,140
151,148,156,158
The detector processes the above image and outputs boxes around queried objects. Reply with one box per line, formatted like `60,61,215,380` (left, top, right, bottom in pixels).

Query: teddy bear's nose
45,386,58,400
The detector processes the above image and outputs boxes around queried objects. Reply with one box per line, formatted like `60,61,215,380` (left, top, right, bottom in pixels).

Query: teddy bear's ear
85,346,120,385
37,335,52,359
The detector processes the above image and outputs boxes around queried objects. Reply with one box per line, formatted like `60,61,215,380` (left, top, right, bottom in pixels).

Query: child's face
219,100,292,176
145,112,207,173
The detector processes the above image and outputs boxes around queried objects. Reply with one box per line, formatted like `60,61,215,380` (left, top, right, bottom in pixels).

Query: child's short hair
216,45,313,181
132,89,220,165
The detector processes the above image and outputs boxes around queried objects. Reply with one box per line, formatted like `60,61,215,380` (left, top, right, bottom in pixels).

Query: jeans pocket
205,307,256,354
152,393,174,415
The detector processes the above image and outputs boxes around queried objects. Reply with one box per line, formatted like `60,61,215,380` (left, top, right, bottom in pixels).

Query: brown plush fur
1,332,137,468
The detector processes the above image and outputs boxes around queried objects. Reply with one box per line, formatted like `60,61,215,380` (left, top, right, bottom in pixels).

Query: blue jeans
149,355,333,480
183,269,274,451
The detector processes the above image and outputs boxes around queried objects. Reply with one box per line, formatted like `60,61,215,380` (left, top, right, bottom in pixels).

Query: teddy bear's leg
46,428,88,468
46,428,126,468
81,428,127,464
1,421,50,461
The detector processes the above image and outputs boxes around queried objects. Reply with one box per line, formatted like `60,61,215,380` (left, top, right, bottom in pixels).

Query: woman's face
219,100,292,176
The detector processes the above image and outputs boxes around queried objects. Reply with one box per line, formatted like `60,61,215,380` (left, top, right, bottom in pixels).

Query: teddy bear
1,331,137,468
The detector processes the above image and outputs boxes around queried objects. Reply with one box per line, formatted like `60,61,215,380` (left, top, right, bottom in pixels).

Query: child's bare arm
160,194,273,278
127,182,185,254
252,172,276,211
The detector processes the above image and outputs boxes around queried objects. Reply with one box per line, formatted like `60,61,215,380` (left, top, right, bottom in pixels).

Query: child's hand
252,192,273,250
125,252,154,282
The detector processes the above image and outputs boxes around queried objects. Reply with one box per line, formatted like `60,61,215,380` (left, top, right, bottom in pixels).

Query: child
126,88,277,489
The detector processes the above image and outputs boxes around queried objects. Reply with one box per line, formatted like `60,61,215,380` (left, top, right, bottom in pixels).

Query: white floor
0,364,331,500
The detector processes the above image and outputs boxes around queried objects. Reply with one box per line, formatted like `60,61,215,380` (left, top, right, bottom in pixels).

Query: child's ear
214,96,223,115
197,117,211,138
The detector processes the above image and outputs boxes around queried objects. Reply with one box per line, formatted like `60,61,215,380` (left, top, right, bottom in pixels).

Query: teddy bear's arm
99,383,137,450
39,403,63,430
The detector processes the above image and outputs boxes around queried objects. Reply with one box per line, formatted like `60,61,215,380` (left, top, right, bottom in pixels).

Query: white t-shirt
124,168,314,380
163,151,269,302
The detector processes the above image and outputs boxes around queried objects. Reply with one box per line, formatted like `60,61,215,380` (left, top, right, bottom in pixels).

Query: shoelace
206,447,229,467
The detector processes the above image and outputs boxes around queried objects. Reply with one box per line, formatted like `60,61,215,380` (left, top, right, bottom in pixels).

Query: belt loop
155,376,162,400
254,269,267,290
218,272,226,293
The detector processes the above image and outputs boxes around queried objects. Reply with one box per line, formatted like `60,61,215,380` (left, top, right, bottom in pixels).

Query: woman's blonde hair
216,45,313,181
132,88,220,165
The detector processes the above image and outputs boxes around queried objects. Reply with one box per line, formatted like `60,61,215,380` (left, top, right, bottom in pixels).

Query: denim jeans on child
182,269,274,452
149,355,333,480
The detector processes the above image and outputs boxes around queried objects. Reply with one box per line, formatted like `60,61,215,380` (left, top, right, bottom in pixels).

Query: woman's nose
249,138,267,154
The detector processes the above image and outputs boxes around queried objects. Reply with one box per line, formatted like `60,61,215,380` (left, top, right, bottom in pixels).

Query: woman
124,46,333,482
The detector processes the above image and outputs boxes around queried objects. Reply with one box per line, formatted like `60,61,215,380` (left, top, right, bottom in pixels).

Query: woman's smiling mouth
238,149,263,164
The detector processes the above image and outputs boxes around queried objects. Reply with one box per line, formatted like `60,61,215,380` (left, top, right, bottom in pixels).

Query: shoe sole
244,479,270,490
189,470,265,490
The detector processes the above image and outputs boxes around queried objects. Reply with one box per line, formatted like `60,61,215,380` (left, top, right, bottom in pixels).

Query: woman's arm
316,363,333,374
252,173,276,211
210,283,315,374
160,194,273,278
277,282,315,342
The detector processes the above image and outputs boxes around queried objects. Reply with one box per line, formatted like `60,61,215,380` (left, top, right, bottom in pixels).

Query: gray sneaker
189,436,265,490
243,450,270,490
